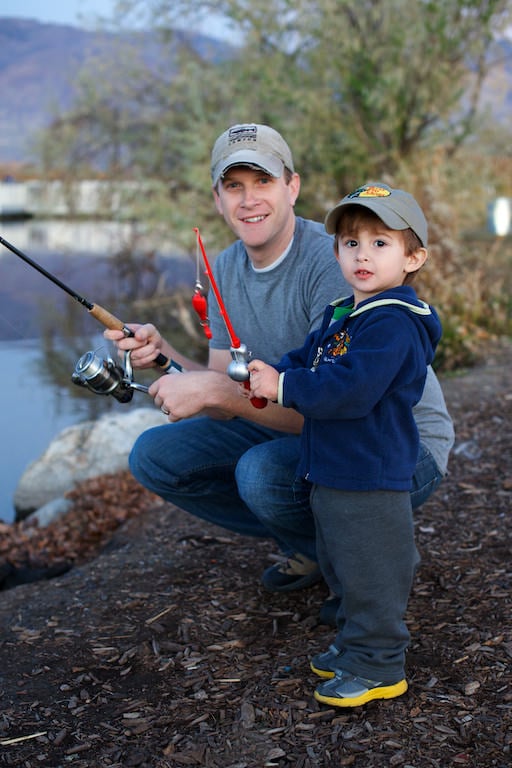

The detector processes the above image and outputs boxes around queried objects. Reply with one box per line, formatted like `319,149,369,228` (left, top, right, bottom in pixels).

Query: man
105,123,454,619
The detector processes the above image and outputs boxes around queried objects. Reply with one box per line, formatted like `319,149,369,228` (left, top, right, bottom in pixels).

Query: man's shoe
310,644,344,679
261,553,322,592
319,595,340,627
314,670,408,708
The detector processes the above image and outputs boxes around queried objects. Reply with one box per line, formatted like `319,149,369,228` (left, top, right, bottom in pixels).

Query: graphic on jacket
323,329,351,361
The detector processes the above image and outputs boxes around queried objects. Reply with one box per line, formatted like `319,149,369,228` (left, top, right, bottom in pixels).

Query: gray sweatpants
310,486,419,683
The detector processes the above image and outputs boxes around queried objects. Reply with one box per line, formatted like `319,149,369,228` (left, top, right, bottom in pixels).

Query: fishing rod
0,234,174,371
193,228,267,409
2,231,264,408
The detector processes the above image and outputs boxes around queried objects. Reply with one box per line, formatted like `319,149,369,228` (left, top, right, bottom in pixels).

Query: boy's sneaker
310,644,344,679
314,671,408,708
261,553,322,592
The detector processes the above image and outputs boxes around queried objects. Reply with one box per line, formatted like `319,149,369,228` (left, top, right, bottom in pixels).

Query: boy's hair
334,206,424,284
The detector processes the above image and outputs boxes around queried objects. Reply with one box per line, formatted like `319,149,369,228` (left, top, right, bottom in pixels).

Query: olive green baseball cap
211,123,294,186
324,182,428,247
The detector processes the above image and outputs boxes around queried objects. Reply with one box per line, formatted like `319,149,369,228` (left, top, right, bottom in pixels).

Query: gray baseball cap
211,123,294,186
324,182,428,247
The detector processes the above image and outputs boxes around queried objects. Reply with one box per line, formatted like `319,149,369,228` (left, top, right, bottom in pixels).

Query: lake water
0,219,195,523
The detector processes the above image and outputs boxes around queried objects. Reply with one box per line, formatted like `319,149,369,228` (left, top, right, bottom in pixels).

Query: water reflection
0,219,208,523
0,219,196,342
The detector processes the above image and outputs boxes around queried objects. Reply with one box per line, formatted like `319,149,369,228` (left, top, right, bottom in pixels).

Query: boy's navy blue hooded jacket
275,285,442,491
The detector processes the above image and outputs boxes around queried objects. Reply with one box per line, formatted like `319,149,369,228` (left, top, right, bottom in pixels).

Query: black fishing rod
0,233,172,370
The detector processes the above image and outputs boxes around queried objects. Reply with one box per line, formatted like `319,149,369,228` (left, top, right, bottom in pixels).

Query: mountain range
0,17,225,166
0,16,511,166
0,18,111,164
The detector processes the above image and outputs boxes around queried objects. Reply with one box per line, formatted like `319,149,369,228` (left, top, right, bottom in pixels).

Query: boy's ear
405,247,428,275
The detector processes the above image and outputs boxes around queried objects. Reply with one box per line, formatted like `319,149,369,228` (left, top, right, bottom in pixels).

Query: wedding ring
161,406,170,415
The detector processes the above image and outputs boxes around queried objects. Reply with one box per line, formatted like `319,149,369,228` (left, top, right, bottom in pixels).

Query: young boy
248,182,441,707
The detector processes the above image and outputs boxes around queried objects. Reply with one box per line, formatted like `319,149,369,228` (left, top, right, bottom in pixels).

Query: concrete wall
0,179,160,218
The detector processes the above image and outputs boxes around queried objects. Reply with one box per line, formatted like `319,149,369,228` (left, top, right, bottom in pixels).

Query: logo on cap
228,125,259,145
348,185,391,199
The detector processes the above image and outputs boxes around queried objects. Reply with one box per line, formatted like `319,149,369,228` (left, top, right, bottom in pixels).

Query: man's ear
212,186,223,216
288,172,301,206
405,247,428,275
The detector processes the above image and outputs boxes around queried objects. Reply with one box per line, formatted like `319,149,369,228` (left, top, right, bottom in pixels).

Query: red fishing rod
193,228,267,409
0,234,175,371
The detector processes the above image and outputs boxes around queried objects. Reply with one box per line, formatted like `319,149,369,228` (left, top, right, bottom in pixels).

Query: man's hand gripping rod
194,228,267,409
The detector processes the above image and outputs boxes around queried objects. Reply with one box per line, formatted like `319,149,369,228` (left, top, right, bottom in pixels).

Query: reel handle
227,347,268,409
243,380,268,409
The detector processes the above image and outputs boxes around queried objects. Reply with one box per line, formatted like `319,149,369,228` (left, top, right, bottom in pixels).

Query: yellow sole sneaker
310,644,343,679
314,674,408,708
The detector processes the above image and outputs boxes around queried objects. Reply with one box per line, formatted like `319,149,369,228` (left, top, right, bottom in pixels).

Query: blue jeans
129,417,286,537
129,417,444,557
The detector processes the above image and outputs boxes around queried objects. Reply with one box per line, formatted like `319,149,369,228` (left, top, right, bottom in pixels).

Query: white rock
14,407,167,516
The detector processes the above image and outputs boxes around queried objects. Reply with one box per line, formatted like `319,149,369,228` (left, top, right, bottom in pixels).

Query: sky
2,0,114,27
2,0,234,39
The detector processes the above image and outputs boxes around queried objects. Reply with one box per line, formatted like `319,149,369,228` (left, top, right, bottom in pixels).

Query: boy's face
334,224,427,305
212,166,300,268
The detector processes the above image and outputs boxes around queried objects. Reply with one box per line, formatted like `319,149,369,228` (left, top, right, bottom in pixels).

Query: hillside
0,17,226,165
0,19,112,163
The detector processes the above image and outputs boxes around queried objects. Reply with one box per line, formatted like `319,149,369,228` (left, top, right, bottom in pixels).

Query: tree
37,0,512,235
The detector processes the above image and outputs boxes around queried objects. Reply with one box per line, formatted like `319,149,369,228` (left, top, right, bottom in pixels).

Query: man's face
213,166,300,264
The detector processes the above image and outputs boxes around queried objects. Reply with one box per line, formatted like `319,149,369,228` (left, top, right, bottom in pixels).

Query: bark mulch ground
0,342,511,768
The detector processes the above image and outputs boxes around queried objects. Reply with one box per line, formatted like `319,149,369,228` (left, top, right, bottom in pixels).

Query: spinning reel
71,349,149,403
